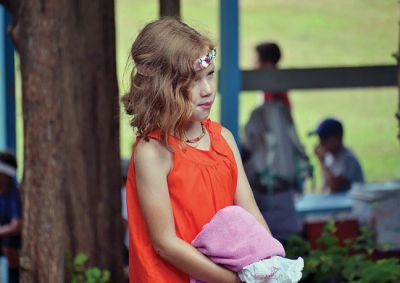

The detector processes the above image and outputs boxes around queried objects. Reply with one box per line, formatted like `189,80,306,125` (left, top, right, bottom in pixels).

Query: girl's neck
184,121,204,142
184,121,210,150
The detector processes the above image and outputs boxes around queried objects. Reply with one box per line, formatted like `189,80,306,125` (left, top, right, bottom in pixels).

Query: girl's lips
199,102,213,110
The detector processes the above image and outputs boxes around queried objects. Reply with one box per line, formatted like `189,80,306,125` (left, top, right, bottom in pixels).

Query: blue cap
309,118,343,138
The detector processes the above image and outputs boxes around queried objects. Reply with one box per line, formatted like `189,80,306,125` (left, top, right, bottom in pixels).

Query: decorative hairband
135,48,217,76
194,48,217,71
0,161,16,178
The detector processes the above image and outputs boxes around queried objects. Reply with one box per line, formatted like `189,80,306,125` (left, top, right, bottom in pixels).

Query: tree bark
159,0,180,18
3,0,124,282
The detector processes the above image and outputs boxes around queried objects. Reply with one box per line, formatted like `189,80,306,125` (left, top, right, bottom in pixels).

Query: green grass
13,0,400,185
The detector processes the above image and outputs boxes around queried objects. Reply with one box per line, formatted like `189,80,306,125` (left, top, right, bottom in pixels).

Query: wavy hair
122,18,215,149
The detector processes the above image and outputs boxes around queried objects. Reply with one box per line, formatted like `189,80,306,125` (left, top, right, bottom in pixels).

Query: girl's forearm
155,236,240,283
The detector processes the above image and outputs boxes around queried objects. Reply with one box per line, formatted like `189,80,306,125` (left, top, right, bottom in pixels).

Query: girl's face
189,63,216,122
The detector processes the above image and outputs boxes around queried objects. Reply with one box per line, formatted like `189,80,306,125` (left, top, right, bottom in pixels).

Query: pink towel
191,206,285,282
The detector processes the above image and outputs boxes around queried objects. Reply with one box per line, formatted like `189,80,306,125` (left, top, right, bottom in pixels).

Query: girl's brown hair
122,18,215,148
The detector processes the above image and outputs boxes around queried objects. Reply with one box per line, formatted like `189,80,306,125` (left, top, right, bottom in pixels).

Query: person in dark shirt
310,118,364,193
0,151,22,283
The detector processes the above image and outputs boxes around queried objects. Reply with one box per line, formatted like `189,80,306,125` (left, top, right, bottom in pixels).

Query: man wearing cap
0,151,22,283
310,118,364,193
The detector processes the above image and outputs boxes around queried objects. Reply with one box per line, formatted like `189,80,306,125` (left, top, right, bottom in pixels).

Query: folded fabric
190,205,286,283
239,256,304,283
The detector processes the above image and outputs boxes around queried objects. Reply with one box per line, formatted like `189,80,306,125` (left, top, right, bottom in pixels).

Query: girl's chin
190,111,211,122
191,115,210,122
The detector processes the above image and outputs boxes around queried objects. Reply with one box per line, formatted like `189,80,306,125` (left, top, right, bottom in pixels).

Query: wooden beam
242,65,397,91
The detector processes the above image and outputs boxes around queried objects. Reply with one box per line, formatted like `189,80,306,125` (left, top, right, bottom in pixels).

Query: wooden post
159,0,180,18
0,7,15,150
219,0,240,143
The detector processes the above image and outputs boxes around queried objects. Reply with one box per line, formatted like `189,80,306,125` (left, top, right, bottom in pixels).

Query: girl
123,18,271,283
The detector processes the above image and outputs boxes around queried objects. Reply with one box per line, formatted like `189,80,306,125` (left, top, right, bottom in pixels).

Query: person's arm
134,139,241,283
0,218,22,236
320,164,349,193
315,145,349,193
221,127,271,234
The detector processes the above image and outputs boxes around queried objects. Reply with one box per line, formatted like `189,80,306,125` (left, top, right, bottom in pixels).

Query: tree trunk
159,0,180,18
2,0,124,282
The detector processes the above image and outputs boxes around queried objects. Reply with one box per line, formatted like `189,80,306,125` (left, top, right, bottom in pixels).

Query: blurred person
242,42,313,244
0,151,22,283
309,118,364,193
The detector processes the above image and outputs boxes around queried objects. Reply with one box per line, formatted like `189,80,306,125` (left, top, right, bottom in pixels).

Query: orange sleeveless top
126,119,238,282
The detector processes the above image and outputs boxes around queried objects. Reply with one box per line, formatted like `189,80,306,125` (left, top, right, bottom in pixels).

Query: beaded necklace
185,123,206,143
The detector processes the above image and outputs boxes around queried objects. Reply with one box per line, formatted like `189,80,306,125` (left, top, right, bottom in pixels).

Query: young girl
123,18,271,283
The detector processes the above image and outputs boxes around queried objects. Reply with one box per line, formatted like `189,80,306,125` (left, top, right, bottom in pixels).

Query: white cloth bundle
239,256,304,283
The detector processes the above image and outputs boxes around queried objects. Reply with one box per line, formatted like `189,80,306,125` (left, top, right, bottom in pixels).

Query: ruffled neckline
142,119,231,164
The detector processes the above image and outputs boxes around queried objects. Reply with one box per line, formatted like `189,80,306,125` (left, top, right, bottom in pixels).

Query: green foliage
286,221,400,283
66,252,110,283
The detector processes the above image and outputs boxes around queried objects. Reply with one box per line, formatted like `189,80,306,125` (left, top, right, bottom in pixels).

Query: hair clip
194,48,216,71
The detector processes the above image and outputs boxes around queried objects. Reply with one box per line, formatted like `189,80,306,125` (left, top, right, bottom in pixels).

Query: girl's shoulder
220,126,235,143
220,126,238,157
135,137,173,174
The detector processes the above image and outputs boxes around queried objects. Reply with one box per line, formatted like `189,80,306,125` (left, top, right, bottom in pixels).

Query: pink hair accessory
194,48,216,71
135,48,217,76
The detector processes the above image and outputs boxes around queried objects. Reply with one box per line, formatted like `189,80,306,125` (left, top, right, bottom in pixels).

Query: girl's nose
201,80,213,97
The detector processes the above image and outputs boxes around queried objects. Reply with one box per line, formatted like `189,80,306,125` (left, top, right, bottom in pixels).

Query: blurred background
112,0,398,190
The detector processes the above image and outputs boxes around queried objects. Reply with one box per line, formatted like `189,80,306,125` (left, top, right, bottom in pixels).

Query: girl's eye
208,71,215,77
